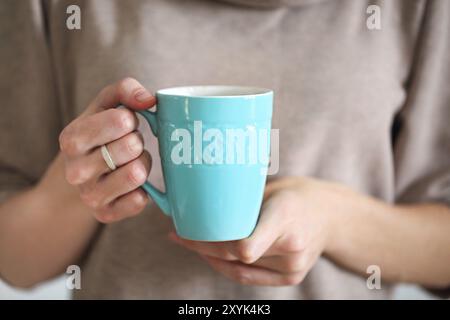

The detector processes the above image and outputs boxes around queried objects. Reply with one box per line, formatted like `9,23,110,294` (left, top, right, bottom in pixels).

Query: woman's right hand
59,78,156,223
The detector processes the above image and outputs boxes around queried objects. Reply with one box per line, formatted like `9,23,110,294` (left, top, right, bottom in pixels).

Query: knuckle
79,187,102,210
126,162,147,187
65,164,86,185
129,191,149,213
58,129,67,151
111,109,135,132
117,77,140,98
59,128,81,155
118,77,136,89
125,132,144,156
235,240,257,264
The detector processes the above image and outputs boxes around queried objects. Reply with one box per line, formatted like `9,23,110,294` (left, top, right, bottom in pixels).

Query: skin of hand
169,177,450,288
168,177,336,286
59,77,156,223
2,77,450,290
0,78,157,287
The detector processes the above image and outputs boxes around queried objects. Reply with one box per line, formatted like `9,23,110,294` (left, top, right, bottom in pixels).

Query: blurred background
0,278,436,300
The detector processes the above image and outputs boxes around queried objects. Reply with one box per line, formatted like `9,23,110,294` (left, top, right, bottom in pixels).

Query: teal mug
133,86,273,241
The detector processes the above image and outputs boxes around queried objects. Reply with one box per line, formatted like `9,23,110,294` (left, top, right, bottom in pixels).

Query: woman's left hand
168,177,347,286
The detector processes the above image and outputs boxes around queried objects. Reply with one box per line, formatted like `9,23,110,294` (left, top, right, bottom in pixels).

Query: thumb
85,77,156,116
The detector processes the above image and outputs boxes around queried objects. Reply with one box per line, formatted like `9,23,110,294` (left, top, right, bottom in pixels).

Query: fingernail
134,89,154,102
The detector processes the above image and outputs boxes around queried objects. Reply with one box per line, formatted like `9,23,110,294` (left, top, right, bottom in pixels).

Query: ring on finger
101,144,117,171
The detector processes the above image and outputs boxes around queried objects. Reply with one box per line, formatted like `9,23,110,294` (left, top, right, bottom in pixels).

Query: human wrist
318,182,359,257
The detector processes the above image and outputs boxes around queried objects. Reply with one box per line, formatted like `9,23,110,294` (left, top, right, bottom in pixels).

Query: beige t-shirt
0,0,449,299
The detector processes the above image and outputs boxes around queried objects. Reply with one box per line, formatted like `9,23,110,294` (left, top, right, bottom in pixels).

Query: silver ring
101,145,117,171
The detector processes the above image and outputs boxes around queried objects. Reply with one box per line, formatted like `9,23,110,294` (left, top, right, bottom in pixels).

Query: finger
169,201,280,263
201,255,303,286
229,196,286,264
65,131,144,185
60,77,156,155
86,77,156,115
96,151,151,205
94,188,149,223
80,151,151,209
169,231,291,258
169,194,298,264
168,231,284,262
60,108,141,156
249,253,304,274
168,232,240,261
105,131,144,167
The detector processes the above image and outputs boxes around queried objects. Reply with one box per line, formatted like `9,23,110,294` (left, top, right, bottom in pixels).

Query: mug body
156,86,273,241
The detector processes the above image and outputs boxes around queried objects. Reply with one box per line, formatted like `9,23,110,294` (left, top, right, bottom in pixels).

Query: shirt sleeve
393,0,450,299
0,0,61,202
394,0,450,207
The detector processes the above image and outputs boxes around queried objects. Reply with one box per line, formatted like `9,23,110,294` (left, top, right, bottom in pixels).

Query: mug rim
156,85,273,99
